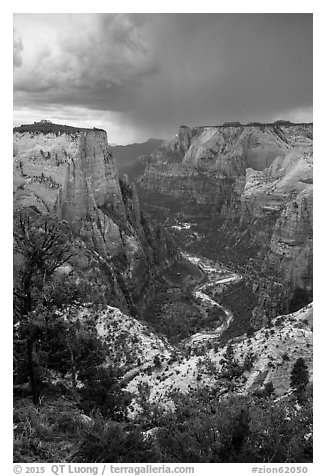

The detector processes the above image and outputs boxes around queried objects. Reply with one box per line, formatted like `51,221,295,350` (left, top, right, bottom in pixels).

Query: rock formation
13,123,176,315
139,122,313,309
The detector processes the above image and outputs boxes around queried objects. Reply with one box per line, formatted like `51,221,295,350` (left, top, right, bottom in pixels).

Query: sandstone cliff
13,123,176,314
141,123,312,203
139,122,313,307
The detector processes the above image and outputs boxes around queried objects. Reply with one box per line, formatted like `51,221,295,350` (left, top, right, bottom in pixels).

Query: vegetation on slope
14,380,312,463
13,172,313,464
14,121,105,135
155,386,312,463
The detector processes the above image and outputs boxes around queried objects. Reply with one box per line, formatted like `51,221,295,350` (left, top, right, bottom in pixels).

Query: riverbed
181,251,242,343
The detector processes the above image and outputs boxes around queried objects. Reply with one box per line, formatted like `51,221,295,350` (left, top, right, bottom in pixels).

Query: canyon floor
13,123,313,463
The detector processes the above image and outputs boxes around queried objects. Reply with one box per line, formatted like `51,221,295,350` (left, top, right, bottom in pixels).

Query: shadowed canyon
13,120,313,464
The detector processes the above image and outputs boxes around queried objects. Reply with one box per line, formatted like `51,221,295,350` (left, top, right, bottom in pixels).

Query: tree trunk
27,338,40,405
22,271,33,316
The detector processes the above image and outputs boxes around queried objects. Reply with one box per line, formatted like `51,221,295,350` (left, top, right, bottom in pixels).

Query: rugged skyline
13,13,312,144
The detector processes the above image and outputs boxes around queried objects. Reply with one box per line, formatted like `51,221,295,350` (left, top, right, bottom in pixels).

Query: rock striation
141,123,312,203
13,123,176,314
139,122,313,305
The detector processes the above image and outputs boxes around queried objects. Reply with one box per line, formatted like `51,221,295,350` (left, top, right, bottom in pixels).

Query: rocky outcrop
13,127,124,225
13,123,176,315
139,122,313,305
238,146,313,295
141,123,312,204
141,125,247,207
127,302,313,405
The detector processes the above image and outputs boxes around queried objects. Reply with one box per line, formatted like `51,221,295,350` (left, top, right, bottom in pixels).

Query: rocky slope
60,304,175,377
126,302,313,409
54,298,312,413
139,122,313,306
13,122,176,315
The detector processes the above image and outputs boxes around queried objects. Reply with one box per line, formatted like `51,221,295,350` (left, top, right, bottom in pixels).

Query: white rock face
13,128,132,265
13,125,176,311
13,129,124,226
141,124,312,196
140,123,313,293
240,147,313,290
95,305,175,373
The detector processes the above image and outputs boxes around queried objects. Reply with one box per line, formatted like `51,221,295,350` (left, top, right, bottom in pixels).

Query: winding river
122,251,242,385
181,251,242,343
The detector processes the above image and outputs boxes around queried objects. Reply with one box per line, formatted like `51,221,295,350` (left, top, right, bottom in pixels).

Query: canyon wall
139,123,313,304
13,124,176,314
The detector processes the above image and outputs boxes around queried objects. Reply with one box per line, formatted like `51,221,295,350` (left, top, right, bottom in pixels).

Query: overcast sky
13,13,312,144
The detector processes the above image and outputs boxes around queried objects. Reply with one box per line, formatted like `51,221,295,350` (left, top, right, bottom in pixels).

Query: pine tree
13,208,73,404
290,358,309,394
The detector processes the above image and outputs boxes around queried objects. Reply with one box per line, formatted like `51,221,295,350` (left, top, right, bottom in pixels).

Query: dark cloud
14,14,159,109
13,29,23,68
13,13,312,143
126,13,312,137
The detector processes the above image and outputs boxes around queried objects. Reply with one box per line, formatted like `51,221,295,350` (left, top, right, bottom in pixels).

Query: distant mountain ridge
110,138,164,179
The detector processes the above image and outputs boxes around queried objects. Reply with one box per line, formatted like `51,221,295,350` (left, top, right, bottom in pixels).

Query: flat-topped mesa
141,122,312,212
162,121,312,168
13,124,125,228
59,129,127,225
141,121,313,202
13,123,177,314
13,121,106,135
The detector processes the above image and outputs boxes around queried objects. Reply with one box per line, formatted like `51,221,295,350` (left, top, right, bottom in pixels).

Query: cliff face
13,125,176,314
14,129,124,223
139,123,313,299
141,126,246,206
141,124,312,202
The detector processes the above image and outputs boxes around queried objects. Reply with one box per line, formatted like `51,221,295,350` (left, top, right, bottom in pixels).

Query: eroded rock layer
13,124,176,314
139,123,313,302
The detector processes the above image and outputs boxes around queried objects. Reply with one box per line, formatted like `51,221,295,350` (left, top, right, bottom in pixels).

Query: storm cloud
13,28,23,68
13,13,312,144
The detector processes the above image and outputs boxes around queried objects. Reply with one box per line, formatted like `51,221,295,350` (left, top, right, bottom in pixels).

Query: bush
153,355,162,369
242,351,257,372
79,367,131,421
13,397,83,462
156,388,313,463
290,358,309,402
263,381,275,397
73,416,158,463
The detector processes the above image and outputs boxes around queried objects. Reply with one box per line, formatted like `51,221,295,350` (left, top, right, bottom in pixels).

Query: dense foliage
14,122,104,135
155,388,312,463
